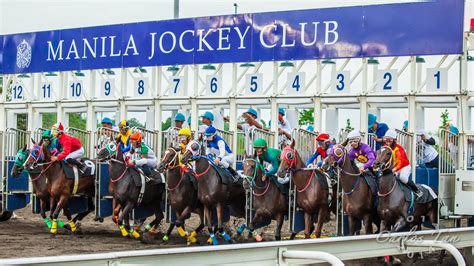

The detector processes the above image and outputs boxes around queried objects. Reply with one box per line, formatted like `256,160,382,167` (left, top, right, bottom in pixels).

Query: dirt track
0,208,460,265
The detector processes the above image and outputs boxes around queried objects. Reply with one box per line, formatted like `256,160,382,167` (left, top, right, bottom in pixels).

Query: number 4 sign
286,72,306,95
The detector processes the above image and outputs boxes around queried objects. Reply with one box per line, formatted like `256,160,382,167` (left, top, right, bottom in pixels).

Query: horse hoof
162,235,169,242
63,224,71,231
254,234,263,242
140,233,155,244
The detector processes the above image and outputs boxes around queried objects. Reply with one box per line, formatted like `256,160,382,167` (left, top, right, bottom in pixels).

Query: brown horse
322,144,380,235
276,140,331,238
157,145,205,244
181,140,246,245
373,146,437,232
24,144,95,236
242,155,287,241
12,144,93,231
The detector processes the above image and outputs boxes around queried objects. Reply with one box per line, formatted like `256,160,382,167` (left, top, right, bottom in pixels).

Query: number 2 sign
376,70,398,93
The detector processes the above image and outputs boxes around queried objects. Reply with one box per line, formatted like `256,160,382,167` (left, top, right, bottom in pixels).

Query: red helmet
129,132,143,143
316,133,329,141
51,122,64,132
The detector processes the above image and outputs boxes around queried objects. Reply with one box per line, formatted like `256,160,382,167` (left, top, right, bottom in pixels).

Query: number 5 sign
245,73,263,95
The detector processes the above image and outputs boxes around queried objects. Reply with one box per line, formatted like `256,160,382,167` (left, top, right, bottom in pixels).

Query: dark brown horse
181,140,246,245
12,144,93,231
373,146,437,232
276,140,330,238
157,145,205,244
24,144,95,236
322,144,380,235
96,142,165,239
242,155,287,241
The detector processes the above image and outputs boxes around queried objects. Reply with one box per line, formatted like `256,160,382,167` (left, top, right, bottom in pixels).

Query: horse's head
96,142,118,161
180,140,202,165
11,145,29,177
157,145,181,172
277,139,299,178
24,143,45,171
373,146,393,171
242,154,265,186
321,144,345,171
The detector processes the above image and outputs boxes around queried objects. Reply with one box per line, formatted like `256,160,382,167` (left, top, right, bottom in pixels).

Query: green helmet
41,130,52,140
253,138,267,148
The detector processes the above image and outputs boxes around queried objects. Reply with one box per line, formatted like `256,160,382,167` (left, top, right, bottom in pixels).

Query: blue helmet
201,111,214,121
306,125,314,132
101,117,113,125
204,126,217,136
174,113,185,122
278,107,286,115
449,125,459,134
245,108,258,118
368,114,377,128
403,120,408,130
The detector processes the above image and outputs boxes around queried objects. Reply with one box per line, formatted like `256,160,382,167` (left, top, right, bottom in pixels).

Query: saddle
61,159,95,179
211,164,242,186
130,167,164,187
399,182,438,204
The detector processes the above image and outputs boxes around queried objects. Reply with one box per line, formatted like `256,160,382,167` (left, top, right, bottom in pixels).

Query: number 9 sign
205,75,222,96
100,79,115,98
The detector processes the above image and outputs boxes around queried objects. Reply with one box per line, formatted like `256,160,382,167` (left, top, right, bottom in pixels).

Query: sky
0,0,472,133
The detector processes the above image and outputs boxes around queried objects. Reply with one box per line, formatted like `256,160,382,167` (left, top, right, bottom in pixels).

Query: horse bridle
377,146,394,173
329,144,360,177
163,147,180,169
280,146,298,172
242,158,266,188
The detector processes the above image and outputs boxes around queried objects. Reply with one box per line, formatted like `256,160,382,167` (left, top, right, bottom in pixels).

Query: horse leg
363,214,373,234
62,206,77,235
216,203,232,243
304,212,312,239
348,215,357,236
314,207,328,238
187,208,205,244
112,198,120,224
204,206,218,245
177,206,198,244
275,213,284,241
40,199,52,229
163,211,176,242
50,194,69,236
393,216,407,232
248,210,264,242
117,201,134,237
72,197,94,227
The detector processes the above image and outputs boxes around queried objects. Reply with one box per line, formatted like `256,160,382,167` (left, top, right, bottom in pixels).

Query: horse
373,145,437,232
157,145,205,244
181,140,246,245
23,143,96,236
242,154,287,241
12,143,94,231
95,142,165,240
321,144,380,235
276,140,331,238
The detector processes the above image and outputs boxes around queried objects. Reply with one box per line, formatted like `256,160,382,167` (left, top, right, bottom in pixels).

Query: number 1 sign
426,68,448,92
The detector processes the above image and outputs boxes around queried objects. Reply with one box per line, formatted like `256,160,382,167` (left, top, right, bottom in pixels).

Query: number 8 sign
133,77,149,97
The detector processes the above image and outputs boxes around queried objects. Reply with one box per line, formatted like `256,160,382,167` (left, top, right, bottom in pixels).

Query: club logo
16,40,32,69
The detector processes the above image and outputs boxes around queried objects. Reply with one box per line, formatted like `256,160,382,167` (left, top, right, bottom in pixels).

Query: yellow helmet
178,128,191,137
118,120,129,128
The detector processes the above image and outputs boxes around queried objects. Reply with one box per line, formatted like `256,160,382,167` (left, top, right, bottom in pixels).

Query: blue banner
0,0,465,74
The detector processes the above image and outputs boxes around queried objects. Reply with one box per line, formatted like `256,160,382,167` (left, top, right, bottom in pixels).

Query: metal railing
131,127,159,153
245,127,275,154
439,129,458,174
2,128,30,160
367,133,377,151
93,127,119,155
216,129,234,150
463,132,474,169
395,129,414,162
236,132,245,162
32,128,47,143
161,127,180,153
65,127,91,158
291,128,317,163
415,135,426,166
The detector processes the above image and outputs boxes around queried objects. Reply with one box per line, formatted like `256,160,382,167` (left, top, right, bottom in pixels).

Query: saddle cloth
400,182,438,204
209,163,242,186
61,159,95,179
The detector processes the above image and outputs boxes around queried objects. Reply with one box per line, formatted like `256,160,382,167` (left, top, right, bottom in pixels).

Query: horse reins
243,158,271,196
376,146,397,197
329,145,362,196
281,147,316,193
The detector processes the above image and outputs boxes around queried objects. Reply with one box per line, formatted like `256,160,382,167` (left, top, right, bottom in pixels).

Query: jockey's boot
227,167,240,181
406,180,423,199
66,158,86,173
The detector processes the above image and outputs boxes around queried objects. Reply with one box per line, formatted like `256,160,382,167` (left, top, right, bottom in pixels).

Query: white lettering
217,27,231,51
47,40,64,61
179,30,194,52
123,35,139,56
234,26,250,49
300,22,319,46
100,37,107,58
281,23,296,47
82,37,98,59
259,25,277,48
197,29,214,51
324,21,339,45
148,33,157,60
159,31,177,54
66,40,80,60
109,36,121,57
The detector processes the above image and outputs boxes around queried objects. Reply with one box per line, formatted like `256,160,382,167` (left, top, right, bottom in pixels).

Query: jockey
306,133,333,167
383,129,423,198
346,130,376,174
238,108,264,155
128,132,157,176
277,108,292,147
50,123,85,171
252,138,283,182
101,117,119,131
203,126,239,179
199,111,214,134
41,130,61,155
177,128,192,166
368,114,389,151
117,120,132,153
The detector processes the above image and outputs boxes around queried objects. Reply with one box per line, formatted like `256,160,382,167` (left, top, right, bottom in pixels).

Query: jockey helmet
403,120,408,131
278,107,286,116
316,133,330,141
253,138,267,148
178,128,191,137
204,126,217,136
347,130,361,141
118,120,129,128
101,117,113,125
201,111,214,121
245,108,258,118
383,129,397,140
368,114,377,128
174,113,186,122
51,122,64,132
129,132,143,143
41,130,52,140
